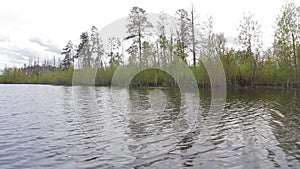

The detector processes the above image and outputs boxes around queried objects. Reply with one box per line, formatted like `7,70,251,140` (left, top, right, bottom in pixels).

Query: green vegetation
0,1,299,88
0,66,73,85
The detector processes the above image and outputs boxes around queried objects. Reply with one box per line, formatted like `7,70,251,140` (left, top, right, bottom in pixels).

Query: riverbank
1,66,299,89
1,80,299,90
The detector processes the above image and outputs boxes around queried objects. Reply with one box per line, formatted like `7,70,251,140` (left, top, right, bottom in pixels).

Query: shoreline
1,82,299,90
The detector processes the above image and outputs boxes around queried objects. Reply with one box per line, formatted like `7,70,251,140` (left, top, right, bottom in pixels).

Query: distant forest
1,1,300,88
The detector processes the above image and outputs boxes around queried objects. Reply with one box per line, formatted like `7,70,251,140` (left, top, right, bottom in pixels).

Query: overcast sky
0,0,299,70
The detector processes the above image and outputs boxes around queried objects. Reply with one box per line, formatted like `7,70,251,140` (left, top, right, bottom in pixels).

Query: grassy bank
0,64,299,88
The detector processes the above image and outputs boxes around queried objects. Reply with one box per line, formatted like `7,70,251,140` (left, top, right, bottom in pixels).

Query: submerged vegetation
1,1,300,88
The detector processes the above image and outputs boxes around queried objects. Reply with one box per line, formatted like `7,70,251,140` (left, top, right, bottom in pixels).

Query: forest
0,1,300,88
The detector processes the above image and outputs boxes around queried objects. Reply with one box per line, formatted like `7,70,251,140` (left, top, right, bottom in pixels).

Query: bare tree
238,12,263,86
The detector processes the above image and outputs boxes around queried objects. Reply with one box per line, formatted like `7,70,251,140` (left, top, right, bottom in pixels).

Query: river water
0,84,299,168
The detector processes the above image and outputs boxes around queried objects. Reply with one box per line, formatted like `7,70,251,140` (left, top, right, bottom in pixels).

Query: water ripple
0,85,299,168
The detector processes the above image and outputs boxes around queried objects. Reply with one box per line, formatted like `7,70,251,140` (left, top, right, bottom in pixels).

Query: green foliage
131,69,175,87
220,50,239,86
61,41,74,69
1,3,300,88
0,66,73,85
126,7,153,65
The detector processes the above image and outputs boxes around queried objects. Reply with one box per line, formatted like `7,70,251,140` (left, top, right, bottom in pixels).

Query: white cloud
0,34,9,42
29,37,61,54
0,34,62,68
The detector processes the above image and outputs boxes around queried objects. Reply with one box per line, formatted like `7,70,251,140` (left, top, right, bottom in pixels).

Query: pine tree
126,6,153,65
75,32,90,68
175,9,191,62
156,13,168,65
90,26,104,68
108,37,122,67
61,40,73,69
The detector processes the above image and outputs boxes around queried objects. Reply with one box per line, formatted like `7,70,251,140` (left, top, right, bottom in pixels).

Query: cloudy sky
0,0,298,70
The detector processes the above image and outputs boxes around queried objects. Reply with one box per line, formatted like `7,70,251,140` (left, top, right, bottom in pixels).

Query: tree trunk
292,33,298,86
191,5,196,67
138,24,142,65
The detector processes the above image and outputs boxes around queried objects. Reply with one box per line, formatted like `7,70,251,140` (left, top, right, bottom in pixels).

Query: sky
0,0,299,70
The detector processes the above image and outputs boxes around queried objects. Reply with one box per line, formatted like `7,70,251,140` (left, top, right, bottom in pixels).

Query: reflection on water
0,85,299,168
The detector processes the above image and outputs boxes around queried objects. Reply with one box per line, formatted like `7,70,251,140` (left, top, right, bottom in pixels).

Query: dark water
0,84,299,168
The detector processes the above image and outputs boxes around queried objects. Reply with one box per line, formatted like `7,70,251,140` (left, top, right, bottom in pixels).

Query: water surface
0,84,299,168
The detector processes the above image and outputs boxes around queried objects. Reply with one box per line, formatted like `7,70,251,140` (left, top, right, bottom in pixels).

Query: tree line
1,1,300,87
